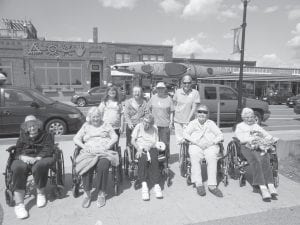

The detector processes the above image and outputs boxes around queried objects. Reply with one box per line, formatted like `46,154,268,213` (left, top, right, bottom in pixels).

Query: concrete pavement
0,130,300,225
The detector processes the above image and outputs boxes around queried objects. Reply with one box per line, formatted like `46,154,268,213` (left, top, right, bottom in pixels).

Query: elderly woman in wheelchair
235,108,279,201
9,115,56,219
183,104,224,198
73,107,119,208
131,114,164,201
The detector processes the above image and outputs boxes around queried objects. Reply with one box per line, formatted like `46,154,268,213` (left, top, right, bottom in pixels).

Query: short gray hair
86,107,102,124
241,107,254,118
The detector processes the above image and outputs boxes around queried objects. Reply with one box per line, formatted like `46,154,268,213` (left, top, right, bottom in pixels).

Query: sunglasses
197,110,208,114
183,82,191,84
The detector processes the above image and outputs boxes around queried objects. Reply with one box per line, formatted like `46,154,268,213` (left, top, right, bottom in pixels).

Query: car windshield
29,89,55,104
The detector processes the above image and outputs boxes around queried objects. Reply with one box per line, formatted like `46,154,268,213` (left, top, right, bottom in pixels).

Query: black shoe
208,187,223,198
196,185,206,196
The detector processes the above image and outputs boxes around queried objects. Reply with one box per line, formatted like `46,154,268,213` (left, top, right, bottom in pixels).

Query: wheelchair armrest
6,145,17,153
232,137,240,143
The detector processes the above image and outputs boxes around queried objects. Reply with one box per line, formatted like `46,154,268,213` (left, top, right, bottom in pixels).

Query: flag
232,27,241,54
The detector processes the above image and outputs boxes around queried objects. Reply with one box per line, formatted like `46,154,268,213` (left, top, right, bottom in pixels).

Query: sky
1,0,300,68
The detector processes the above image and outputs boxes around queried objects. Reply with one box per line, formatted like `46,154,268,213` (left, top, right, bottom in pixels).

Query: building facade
1,19,300,101
0,19,172,100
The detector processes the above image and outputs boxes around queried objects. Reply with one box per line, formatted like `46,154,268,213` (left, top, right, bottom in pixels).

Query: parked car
71,86,126,107
294,99,300,114
286,94,300,108
197,83,270,125
71,86,107,107
0,85,85,135
261,91,294,105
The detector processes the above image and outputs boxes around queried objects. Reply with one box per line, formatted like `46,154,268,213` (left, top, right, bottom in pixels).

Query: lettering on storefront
27,42,86,57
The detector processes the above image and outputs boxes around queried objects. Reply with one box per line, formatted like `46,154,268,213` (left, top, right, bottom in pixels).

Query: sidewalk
0,131,300,225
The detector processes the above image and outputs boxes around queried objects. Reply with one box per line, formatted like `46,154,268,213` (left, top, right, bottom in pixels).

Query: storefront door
91,72,100,88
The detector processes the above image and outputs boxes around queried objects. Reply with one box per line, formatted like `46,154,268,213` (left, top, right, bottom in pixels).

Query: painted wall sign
27,42,86,57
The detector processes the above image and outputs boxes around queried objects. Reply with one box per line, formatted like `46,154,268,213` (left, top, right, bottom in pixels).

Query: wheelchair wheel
55,148,65,187
274,175,279,188
227,140,240,180
114,184,119,196
123,147,130,177
186,175,192,186
72,183,80,198
5,189,14,207
239,173,246,187
270,153,279,188
179,143,188,177
116,146,123,183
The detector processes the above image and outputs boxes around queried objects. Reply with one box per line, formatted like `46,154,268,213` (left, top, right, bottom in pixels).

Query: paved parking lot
1,132,300,225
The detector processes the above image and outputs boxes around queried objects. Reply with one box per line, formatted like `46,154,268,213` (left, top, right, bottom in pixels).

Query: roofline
173,57,256,65
102,41,172,48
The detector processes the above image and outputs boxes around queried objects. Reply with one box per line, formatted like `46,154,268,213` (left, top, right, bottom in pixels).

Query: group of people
9,75,279,220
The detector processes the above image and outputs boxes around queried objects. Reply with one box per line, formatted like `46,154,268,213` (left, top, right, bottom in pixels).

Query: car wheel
254,111,262,125
46,119,67,135
76,98,87,107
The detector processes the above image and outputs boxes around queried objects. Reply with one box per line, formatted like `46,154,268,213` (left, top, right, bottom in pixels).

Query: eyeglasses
183,82,191,84
197,110,208,114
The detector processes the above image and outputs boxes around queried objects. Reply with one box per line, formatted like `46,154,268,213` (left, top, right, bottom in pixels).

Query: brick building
0,19,172,100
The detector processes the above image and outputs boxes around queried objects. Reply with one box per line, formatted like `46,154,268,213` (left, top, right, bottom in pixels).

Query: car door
0,88,39,134
219,86,238,123
88,87,103,104
200,86,218,122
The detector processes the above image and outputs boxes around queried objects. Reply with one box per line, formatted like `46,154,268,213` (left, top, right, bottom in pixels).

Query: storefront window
34,68,46,86
71,69,82,85
59,68,69,85
0,61,13,85
33,61,83,86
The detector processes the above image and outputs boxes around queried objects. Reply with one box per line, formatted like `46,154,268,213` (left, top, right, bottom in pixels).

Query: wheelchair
226,137,279,188
123,143,172,188
178,140,229,187
4,141,65,207
70,143,123,197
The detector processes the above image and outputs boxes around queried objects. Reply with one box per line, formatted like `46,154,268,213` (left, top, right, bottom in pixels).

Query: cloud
219,9,238,19
287,36,300,48
98,0,138,9
163,37,217,58
223,32,233,39
288,9,300,20
182,0,222,19
264,5,278,13
292,23,300,35
287,23,300,60
159,0,184,13
197,32,207,39
257,54,283,67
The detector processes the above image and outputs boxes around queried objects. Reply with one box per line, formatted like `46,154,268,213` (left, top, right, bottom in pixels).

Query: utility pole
236,0,250,123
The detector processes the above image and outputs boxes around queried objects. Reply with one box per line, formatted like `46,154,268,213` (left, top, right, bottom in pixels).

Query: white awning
111,70,133,77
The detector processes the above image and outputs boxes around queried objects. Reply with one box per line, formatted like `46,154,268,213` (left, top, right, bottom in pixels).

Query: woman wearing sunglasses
183,104,224,198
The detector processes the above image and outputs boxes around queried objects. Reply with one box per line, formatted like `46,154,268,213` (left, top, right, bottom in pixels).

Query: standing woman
148,82,174,158
124,86,149,146
98,85,124,143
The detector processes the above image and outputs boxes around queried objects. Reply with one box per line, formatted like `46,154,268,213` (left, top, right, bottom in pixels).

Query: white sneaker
154,184,163,199
37,194,47,208
268,184,278,196
14,203,28,219
141,186,149,201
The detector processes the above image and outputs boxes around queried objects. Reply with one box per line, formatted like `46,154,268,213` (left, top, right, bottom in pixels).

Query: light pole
236,0,250,123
